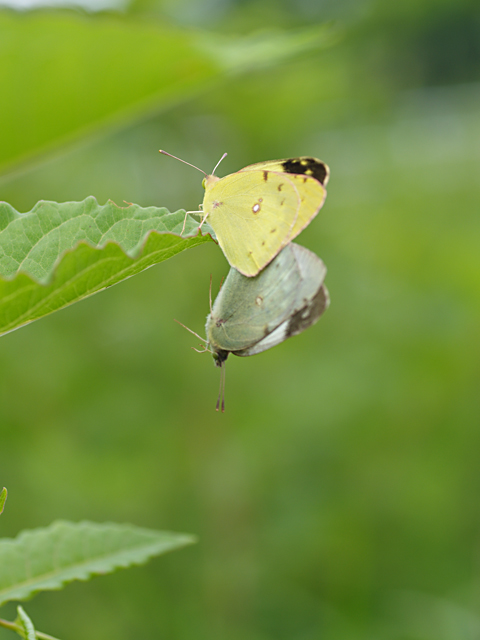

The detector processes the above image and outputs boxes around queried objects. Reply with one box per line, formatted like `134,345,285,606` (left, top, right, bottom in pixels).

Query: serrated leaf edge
0,198,216,286
0,521,197,605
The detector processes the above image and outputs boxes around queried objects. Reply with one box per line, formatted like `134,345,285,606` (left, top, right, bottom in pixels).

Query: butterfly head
211,347,229,367
203,174,221,190
202,153,228,189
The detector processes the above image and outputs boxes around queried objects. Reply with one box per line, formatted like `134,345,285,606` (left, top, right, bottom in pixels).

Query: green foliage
0,198,213,336
0,12,215,173
0,13,334,176
0,521,195,607
0,606,59,640
1,1,479,639
0,490,6,516
0,14,335,337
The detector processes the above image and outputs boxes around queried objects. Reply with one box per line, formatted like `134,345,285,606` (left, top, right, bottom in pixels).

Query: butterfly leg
198,211,210,230
180,210,189,236
192,345,209,354
181,209,203,236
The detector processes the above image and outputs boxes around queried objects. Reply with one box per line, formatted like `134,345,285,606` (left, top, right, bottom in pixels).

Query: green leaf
0,12,219,174
0,521,196,606
0,12,335,175
15,607,37,640
0,197,213,336
0,489,6,516
197,23,338,74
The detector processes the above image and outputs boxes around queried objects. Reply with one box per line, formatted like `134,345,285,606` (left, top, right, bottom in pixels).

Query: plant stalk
0,617,61,640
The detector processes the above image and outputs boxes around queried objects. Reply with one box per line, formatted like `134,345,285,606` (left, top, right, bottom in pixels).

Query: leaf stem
0,617,61,640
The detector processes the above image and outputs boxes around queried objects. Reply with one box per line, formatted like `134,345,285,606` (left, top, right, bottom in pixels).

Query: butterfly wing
284,172,327,241
206,243,328,357
240,156,329,244
206,243,303,353
203,170,300,277
239,156,330,186
236,284,329,356
234,243,329,356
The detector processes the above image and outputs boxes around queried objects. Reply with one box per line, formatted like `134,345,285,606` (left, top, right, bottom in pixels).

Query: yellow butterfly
160,151,329,277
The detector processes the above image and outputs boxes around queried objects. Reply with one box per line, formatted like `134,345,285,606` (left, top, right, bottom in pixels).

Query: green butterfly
180,243,329,411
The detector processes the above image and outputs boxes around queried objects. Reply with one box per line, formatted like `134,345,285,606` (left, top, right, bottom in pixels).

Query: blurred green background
1,0,480,638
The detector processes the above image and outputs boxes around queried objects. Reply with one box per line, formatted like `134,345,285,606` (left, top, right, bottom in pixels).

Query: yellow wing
239,156,330,186
239,157,328,243
203,170,300,277
283,172,326,241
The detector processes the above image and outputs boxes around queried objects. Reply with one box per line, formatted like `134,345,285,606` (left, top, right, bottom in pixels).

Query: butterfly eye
202,177,207,189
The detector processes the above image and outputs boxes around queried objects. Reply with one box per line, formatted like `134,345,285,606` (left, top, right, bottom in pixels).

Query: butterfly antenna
218,275,225,291
221,363,226,412
209,274,213,315
174,319,207,344
215,361,226,413
159,150,207,177
211,152,227,176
